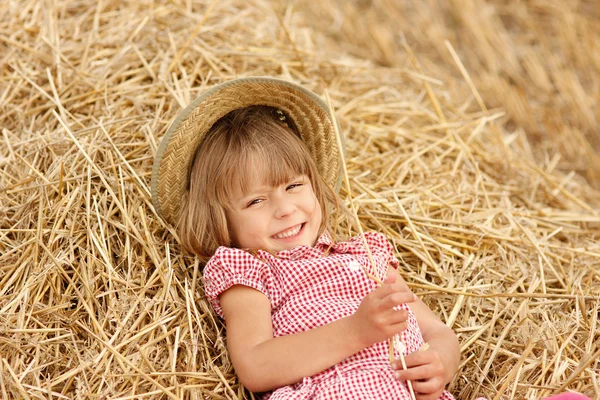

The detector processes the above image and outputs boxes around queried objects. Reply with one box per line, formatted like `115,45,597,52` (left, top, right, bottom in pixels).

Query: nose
273,194,296,218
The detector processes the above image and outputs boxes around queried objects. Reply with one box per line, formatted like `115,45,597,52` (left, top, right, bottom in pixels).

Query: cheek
312,196,322,223
228,213,263,244
225,211,243,244
225,219,239,245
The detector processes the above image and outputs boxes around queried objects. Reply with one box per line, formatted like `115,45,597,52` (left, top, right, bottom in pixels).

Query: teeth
273,224,302,239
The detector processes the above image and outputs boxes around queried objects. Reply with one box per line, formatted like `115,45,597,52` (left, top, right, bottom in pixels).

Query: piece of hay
0,1,598,399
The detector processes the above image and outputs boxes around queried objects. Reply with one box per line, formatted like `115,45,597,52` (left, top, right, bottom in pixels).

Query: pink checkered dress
204,232,472,399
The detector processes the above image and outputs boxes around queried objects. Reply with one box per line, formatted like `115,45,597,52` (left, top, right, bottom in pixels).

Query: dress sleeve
202,247,271,318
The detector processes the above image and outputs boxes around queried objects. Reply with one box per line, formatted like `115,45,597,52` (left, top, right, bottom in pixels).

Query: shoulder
205,246,271,271
203,247,272,318
204,246,271,286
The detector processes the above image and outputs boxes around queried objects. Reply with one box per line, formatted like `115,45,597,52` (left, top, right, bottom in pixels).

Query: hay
0,0,598,399
298,0,600,188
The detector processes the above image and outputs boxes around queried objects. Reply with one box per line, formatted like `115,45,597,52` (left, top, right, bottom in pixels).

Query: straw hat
151,76,343,227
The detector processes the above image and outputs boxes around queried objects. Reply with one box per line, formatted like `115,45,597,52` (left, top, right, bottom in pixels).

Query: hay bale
0,0,598,399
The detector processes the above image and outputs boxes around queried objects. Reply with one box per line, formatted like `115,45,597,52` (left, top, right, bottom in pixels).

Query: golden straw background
1,1,599,399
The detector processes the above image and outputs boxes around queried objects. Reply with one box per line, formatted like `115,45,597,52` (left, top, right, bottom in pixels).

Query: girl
151,77,586,400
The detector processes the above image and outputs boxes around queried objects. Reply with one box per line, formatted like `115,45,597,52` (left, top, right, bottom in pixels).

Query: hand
351,269,416,348
393,349,448,400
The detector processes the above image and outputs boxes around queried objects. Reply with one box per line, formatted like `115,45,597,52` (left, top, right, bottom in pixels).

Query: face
225,173,323,253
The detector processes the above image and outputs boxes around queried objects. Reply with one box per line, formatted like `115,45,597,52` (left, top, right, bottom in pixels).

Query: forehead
230,154,301,197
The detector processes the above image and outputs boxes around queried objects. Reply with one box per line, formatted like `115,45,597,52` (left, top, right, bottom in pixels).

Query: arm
411,300,460,385
391,272,460,400
409,296,461,382
220,272,415,392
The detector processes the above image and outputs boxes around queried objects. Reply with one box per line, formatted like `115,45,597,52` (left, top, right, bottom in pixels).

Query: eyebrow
235,185,272,206
242,186,270,198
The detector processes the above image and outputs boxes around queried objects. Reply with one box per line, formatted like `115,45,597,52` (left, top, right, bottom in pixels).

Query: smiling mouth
272,223,304,239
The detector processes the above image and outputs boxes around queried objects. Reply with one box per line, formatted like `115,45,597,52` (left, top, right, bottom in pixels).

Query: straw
1,1,599,399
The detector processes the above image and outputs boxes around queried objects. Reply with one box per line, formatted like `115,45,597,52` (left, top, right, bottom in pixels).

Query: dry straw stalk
1,1,599,399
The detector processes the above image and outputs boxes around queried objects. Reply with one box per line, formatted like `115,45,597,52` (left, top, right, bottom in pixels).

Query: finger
414,390,445,400
394,364,434,382
371,307,406,323
383,269,397,284
380,311,409,330
370,281,397,300
386,277,413,297
387,313,409,330
384,269,409,292
373,308,408,327
402,351,433,368
387,269,411,291
380,291,416,309
371,280,415,307
411,378,445,396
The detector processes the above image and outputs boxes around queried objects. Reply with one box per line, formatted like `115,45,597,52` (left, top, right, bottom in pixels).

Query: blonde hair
178,106,339,262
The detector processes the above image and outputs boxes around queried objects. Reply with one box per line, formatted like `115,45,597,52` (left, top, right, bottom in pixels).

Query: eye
286,183,303,191
246,198,263,207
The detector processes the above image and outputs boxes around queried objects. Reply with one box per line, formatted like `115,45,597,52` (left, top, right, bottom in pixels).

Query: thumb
384,268,397,284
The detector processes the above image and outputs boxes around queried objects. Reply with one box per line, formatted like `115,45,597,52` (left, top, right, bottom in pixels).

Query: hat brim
151,77,343,227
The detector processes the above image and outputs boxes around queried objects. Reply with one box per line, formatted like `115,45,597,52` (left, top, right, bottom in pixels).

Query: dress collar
268,232,355,261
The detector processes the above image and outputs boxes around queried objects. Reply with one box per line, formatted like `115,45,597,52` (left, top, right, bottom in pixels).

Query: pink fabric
204,232,487,400
543,394,592,400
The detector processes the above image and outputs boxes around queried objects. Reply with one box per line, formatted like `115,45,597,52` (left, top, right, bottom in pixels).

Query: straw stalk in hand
325,90,417,400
